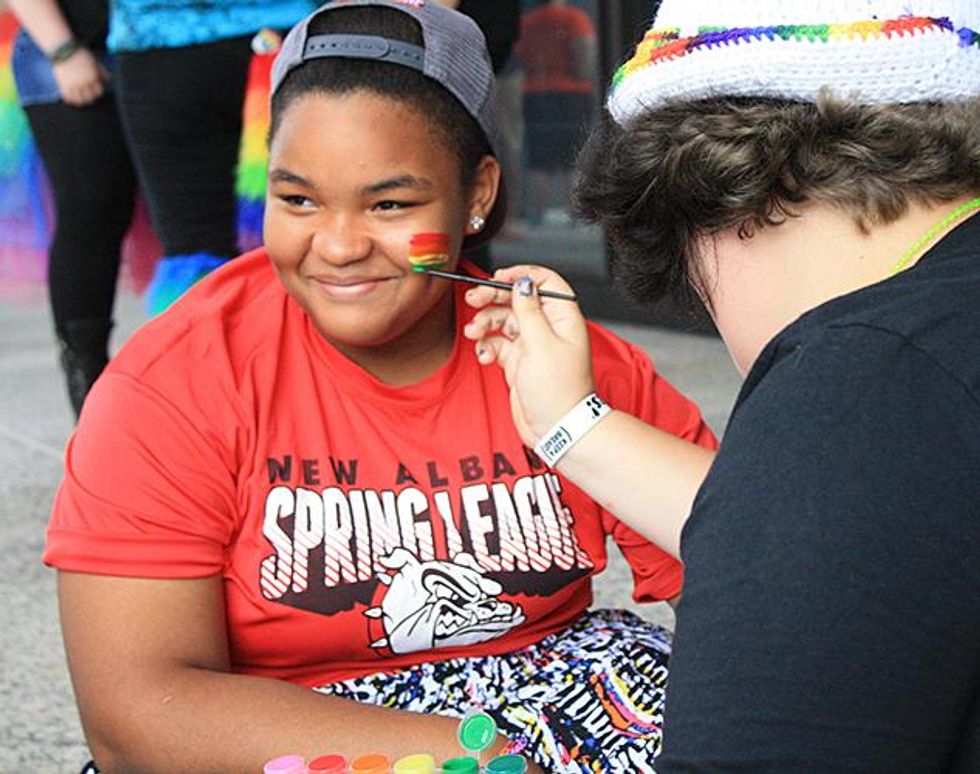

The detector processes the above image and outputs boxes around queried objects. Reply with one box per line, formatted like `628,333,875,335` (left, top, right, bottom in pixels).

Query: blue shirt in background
108,0,315,52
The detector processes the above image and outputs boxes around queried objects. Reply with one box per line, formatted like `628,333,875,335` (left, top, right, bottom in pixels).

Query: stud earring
469,215,486,232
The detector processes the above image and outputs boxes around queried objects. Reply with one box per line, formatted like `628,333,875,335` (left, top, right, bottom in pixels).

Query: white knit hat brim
609,14,980,125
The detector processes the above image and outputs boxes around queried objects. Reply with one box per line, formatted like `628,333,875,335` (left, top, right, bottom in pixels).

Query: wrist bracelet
534,392,611,467
48,38,82,64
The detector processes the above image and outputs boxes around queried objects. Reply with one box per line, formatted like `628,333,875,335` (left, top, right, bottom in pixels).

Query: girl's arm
8,0,107,106
59,571,523,772
9,0,75,54
463,265,714,558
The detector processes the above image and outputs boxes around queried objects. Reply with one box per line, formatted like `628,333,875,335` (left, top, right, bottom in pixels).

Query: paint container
440,755,480,773
308,753,348,773
457,709,497,756
263,754,308,774
392,752,436,774
350,753,391,773
485,754,528,774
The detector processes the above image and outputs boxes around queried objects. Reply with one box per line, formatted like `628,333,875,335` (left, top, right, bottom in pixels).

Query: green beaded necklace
889,196,980,277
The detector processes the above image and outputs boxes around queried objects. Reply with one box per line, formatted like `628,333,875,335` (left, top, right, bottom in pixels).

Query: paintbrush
407,232,578,302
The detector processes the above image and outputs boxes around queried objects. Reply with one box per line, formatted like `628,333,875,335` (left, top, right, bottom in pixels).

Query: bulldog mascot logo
365,548,526,653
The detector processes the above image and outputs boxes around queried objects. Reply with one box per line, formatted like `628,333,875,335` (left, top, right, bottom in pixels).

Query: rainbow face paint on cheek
408,232,451,272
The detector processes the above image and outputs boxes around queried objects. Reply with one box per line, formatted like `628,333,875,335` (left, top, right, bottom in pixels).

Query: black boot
57,318,112,419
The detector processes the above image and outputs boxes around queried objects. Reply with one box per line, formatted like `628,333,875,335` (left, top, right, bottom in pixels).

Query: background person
108,0,316,315
514,0,597,226
8,0,136,417
44,3,716,771
465,0,980,769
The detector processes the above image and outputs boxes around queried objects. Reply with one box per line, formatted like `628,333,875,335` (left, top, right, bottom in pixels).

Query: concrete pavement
0,288,741,772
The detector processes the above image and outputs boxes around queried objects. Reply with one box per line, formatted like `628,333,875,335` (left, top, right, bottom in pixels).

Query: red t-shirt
515,4,596,94
45,250,717,686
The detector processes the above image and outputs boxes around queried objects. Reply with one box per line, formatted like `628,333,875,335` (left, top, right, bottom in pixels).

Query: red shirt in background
516,2,596,94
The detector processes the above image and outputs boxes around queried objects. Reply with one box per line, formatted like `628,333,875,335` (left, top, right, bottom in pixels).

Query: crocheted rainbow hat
608,0,980,125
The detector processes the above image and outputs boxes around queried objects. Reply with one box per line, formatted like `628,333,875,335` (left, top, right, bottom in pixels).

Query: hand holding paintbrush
463,261,596,454
408,233,578,302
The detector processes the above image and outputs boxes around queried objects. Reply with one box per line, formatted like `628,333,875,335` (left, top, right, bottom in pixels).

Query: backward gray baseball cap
271,0,499,148
271,0,505,246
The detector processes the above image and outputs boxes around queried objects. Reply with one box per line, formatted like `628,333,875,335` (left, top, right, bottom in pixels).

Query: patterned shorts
315,609,672,773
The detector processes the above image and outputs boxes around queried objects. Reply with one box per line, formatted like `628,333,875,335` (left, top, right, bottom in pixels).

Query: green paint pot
485,753,528,774
441,755,480,773
457,710,497,753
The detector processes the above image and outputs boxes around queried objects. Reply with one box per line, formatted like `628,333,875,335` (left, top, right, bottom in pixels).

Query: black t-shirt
59,0,108,51
659,213,980,772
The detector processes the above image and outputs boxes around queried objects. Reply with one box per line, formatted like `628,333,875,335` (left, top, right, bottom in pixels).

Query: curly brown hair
574,95,980,310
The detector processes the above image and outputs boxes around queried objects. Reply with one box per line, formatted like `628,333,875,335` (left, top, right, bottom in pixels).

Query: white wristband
534,392,611,467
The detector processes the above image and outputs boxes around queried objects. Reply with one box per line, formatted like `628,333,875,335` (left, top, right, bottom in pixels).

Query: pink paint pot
264,754,308,774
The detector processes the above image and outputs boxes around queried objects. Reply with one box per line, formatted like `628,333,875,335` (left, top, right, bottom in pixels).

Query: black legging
24,97,136,336
114,35,253,259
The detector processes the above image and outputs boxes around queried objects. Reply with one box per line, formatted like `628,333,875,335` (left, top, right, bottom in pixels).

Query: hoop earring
469,215,486,232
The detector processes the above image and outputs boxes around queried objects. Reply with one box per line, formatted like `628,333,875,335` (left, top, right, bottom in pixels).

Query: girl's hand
52,47,107,106
463,265,595,449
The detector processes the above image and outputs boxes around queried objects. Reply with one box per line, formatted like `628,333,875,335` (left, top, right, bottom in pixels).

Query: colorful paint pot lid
392,752,436,773
351,753,391,773
485,753,529,773
457,709,497,753
263,754,307,774
441,755,480,773
308,753,348,773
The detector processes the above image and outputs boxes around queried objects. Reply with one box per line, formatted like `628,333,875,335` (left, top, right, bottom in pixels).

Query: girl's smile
309,272,400,300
